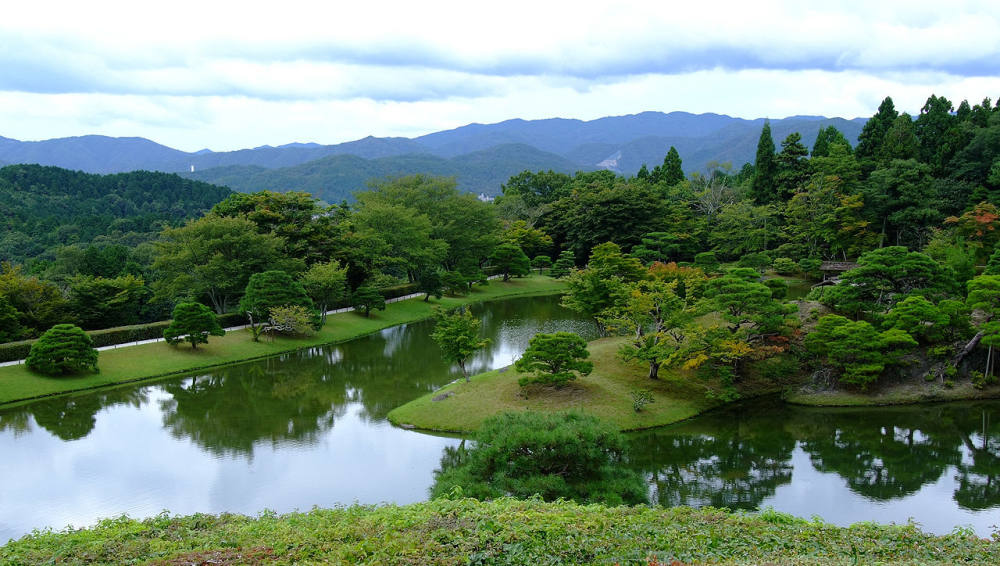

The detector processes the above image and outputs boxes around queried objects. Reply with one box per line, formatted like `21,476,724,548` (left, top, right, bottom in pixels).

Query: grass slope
389,336,717,433
0,276,565,408
2,498,995,565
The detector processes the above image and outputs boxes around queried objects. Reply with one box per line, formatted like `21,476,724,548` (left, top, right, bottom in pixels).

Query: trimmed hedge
0,340,33,363
378,283,419,301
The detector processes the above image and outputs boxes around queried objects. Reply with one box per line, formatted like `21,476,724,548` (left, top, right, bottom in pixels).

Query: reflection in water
29,388,149,441
1,296,999,540
797,407,960,501
158,360,350,458
629,404,795,509
628,400,1000,521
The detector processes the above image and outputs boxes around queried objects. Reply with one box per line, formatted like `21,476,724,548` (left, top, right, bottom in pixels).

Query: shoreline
0,276,566,409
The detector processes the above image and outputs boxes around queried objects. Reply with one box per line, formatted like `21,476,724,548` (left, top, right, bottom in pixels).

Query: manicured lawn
0,276,565,407
388,336,717,433
3,498,996,565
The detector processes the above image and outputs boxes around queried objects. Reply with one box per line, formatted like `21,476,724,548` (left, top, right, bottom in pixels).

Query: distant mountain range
0,112,866,200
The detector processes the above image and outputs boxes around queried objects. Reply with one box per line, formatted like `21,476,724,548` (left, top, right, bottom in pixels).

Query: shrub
268,304,316,336
738,252,771,272
379,282,419,301
441,271,469,296
772,257,798,275
430,411,647,505
26,324,99,376
630,389,654,412
0,340,34,363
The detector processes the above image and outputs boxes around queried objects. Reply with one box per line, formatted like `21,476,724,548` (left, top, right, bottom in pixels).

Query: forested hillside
184,143,583,202
0,165,231,262
0,113,864,199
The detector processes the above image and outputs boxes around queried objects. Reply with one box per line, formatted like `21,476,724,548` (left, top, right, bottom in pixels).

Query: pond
1,295,999,542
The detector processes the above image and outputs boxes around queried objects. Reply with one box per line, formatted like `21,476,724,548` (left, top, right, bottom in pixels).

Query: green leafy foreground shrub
2,499,997,565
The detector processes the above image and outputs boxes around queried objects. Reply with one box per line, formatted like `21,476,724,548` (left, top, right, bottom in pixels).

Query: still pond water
1,295,998,541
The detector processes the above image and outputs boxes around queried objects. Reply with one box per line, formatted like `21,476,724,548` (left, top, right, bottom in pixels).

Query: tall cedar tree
751,121,777,204
652,146,685,185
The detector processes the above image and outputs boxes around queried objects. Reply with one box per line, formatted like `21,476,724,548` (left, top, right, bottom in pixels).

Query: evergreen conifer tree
751,121,777,204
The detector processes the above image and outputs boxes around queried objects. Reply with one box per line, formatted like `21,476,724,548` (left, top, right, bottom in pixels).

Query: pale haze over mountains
0,111,864,203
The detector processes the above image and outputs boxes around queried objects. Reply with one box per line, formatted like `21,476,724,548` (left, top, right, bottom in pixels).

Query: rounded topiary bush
26,324,99,376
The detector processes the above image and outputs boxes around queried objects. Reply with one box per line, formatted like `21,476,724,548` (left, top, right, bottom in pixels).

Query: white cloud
1,1,998,149
2,69,998,152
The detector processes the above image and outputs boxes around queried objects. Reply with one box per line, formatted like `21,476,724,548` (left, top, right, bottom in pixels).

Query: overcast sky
2,0,999,152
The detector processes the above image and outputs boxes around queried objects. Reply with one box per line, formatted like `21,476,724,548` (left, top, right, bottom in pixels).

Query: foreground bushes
2,499,996,565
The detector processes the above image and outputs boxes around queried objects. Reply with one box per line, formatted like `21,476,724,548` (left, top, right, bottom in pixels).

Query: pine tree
751,121,777,204
163,302,224,349
550,250,576,278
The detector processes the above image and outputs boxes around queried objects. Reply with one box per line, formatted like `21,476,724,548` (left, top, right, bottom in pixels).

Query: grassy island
2,498,996,565
0,276,565,408
389,336,787,433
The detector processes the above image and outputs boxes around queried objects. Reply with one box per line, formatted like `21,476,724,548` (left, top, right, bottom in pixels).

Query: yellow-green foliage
2,498,996,565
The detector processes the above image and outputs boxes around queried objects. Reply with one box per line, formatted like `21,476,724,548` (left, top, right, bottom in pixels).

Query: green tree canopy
350,285,386,318
550,249,576,278
299,260,348,323
515,332,593,387
153,215,290,314
805,315,917,389
211,190,342,265
68,274,147,330
163,302,224,349
651,146,685,186
488,243,530,281
0,295,24,342
360,175,500,271
430,307,490,380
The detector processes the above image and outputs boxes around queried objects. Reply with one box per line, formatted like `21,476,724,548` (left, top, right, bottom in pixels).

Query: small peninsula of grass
0,276,565,408
389,336,721,433
3,498,996,565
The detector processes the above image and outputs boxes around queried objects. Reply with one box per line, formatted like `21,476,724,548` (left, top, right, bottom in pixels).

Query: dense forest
2,93,1000,395
0,165,232,262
